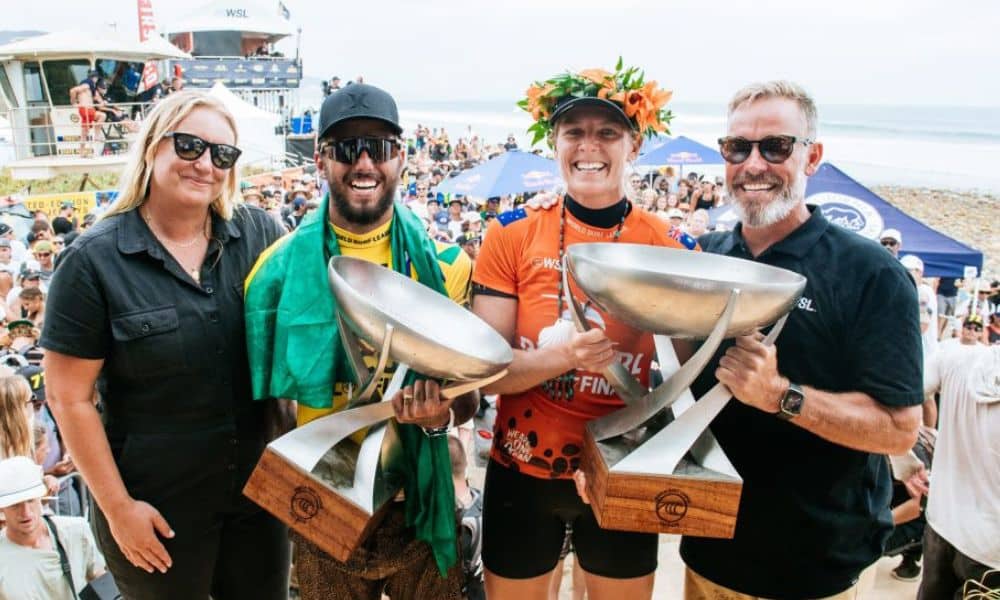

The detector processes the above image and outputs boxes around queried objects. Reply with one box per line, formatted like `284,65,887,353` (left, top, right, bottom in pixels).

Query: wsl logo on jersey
809,192,884,240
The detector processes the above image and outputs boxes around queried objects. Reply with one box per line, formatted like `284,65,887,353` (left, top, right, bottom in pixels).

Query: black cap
317,83,402,140
549,96,631,130
21,270,41,280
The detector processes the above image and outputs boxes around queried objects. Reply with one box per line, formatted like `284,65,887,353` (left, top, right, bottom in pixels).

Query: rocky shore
873,186,998,279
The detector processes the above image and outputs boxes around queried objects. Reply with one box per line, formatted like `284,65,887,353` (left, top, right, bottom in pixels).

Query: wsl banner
174,58,301,89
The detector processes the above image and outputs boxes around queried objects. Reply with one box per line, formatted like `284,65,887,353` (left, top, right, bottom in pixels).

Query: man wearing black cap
245,83,475,599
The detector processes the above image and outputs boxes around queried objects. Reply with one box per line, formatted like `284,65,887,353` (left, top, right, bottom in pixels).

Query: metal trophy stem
243,256,513,561
565,243,807,537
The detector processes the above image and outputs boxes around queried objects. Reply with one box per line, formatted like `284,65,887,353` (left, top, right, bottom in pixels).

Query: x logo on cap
343,88,370,110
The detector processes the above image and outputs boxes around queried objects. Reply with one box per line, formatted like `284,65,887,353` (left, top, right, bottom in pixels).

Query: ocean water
4,92,998,193
298,87,1000,193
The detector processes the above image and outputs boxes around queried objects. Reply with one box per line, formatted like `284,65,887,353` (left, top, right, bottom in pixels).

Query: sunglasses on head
320,137,401,165
718,135,813,165
164,132,242,170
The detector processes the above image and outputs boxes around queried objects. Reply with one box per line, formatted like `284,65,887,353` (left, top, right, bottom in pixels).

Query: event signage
173,58,301,89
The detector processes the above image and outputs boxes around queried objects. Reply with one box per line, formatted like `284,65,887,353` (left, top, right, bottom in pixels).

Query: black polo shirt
679,206,923,599
41,205,284,531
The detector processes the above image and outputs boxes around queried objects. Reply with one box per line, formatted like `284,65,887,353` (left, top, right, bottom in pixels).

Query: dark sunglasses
880,239,899,247
718,135,813,165
35,252,52,257
964,323,983,331
164,132,242,170
320,137,401,164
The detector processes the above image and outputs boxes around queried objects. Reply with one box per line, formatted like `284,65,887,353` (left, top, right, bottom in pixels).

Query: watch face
781,385,805,416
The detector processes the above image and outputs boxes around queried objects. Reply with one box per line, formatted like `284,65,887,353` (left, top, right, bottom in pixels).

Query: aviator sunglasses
718,135,813,165
164,132,242,169
320,137,401,165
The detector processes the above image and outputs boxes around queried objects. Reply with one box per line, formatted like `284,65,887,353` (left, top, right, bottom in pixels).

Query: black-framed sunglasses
320,137,401,165
881,239,899,247
718,135,813,165
164,132,242,170
964,323,983,331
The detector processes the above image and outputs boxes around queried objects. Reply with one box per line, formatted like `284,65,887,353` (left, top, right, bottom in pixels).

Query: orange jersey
473,201,696,479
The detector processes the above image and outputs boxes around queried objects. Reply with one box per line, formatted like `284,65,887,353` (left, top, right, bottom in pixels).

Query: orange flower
525,83,556,121
641,80,672,115
578,68,613,85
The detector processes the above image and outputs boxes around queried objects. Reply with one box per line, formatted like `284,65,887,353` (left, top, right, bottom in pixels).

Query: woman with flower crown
471,61,691,599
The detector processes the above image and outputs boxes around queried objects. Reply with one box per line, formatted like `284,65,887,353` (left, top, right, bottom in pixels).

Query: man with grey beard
682,81,924,600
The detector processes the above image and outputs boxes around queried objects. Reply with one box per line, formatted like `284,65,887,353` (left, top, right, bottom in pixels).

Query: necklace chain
142,208,210,282
541,198,629,402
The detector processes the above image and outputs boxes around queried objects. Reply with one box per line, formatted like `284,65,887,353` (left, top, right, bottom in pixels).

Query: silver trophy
245,256,512,560
564,243,806,538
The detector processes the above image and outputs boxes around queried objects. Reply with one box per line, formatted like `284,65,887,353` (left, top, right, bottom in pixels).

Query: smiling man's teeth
575,162,604,171
743,184,773,191
351,180,377,190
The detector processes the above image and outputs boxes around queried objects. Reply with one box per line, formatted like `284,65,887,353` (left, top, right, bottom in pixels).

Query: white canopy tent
166,1,294,41
0,30,190,61
208,81,283,167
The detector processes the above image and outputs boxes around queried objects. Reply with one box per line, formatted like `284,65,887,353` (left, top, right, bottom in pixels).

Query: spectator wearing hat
955,280,996,336
444,197,466,240
455,233,480,262
241,186,265,209
284,195,309,231
30,240,56,284
0,456,107,600
666,207,685,228
880,228,903,258
481,197,501,221
900,254,938,348
0,223,28,263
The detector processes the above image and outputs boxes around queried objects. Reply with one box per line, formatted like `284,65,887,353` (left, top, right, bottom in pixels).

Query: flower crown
517,57,674,146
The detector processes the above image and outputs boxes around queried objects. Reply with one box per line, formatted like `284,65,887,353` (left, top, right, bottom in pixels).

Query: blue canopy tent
635,135,724,178
434,150,562,198
706,163,983,278
638,133,672,156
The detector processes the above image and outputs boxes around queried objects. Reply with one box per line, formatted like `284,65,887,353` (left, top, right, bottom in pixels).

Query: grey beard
732,177,805,228
330,183,397,226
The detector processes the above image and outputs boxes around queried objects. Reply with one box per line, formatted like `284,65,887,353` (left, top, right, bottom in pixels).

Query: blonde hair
727,80,818,138
103,91,242,221
0,372,34,459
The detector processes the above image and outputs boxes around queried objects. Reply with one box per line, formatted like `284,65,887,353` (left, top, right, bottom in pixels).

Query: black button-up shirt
680,206,924,599
41,205,284,529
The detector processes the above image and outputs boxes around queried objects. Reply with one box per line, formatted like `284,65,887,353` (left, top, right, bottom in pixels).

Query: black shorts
482,460,658,579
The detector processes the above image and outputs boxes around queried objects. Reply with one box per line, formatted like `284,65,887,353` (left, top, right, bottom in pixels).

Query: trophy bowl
565,243,807,339
329,255,513,381
246,258,513,562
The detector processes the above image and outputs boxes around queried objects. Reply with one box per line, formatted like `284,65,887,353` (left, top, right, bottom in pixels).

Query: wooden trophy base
244,417,403,562
581,419,742,539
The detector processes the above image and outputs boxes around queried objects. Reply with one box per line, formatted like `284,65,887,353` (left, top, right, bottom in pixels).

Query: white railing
4,101,153,160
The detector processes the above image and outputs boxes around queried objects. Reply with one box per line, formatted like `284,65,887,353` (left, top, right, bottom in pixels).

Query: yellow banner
23,192,96,219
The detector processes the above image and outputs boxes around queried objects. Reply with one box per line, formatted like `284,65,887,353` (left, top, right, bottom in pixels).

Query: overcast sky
4,0,999,106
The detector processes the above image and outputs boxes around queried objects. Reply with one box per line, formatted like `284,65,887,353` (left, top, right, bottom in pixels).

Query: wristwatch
775,381,805,421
